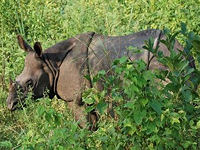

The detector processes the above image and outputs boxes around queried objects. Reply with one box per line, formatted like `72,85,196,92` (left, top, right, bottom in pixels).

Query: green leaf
196,120,200,129
85,105,95,113
45,112,52,123
134,109,146,125
158,51,163,57
181,22,187,34
181,90,192,102
185,68,194,77
161,114,164,122
0,141,12,148
143,70,154,81
84,74,91,81
124,119,132,127
54,114,61,126
150,100,162,115
82,97,95,105
182,141,195,149
27,130,34,137
119,56,127,64
166,60,174,71
129,125,137,135
147,122,158,134
140,98,149,107
177,60,188,72
98,70,106,76
37,106,45,117
171,117,180,124
124,101,135,109
97,101,108,114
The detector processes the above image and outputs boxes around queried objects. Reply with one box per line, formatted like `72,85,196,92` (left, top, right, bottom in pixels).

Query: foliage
83,28,200,149
0,0,200,149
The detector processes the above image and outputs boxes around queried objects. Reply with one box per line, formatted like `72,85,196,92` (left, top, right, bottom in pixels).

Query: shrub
1,0,200,149
83,27,200,149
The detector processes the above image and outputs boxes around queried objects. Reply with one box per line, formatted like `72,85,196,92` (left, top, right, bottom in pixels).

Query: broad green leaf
134,109,146,125
97,101,108,114
181,90,192,102
150,100,162,115
140,98,149,107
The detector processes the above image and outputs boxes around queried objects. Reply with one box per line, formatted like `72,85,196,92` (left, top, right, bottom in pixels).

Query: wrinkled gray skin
6,29,186,130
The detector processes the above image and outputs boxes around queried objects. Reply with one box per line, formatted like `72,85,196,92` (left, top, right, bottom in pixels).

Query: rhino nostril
7,101,18,110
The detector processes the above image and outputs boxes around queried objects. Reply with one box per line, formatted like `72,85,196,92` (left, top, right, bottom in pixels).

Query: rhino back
88,29,166,77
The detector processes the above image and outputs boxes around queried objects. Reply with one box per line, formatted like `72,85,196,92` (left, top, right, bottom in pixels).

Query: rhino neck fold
42,54,58,98
42,32,96,99
43,50,73,98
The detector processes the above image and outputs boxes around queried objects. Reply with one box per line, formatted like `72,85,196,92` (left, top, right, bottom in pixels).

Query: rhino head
6,35,54,110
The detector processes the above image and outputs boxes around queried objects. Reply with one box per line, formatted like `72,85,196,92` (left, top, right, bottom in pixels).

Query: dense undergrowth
0,0,200,149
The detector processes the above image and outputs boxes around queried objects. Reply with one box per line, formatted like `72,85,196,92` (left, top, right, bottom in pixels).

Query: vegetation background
0,0,200,149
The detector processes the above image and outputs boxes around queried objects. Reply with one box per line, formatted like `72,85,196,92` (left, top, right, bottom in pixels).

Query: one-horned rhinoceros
6,29,192,129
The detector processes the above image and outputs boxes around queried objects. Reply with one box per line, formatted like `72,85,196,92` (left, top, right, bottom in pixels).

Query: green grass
0,0,200,149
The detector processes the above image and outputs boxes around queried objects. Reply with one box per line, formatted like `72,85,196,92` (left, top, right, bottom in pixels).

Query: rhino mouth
7,82,28,111
7,101,18,111
7,97,27,111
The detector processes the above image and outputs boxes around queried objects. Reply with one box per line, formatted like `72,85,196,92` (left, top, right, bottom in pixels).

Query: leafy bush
82,27,200,149
0,0,200,149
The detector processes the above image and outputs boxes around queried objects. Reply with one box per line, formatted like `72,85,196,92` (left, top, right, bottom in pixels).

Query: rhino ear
17,35,33,52
33,42,42,57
